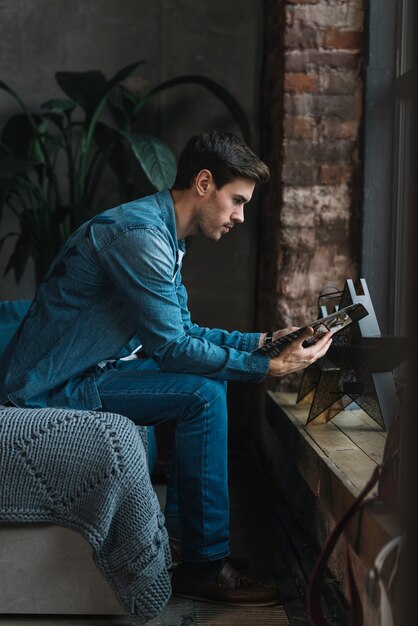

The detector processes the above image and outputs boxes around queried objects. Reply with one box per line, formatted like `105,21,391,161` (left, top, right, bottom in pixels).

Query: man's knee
193,378,227,408
173,376,228,423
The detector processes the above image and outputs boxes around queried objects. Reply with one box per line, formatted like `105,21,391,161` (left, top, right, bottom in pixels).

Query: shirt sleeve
176,280,262,352
95,226,270,382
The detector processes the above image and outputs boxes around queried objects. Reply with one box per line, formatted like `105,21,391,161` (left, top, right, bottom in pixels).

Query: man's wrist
258,331,274,348
265,330,274,344
258,332,267,348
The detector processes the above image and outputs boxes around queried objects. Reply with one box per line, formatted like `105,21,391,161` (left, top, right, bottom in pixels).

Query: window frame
362,0,413,335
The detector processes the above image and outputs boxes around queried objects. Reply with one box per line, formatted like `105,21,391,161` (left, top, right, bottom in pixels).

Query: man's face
197,177,255,241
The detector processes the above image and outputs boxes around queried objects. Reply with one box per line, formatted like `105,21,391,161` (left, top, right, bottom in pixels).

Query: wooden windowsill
266,391,400,569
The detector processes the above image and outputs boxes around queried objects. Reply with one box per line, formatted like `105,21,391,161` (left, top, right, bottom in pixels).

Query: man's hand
267,326,332,377
258,327,299,347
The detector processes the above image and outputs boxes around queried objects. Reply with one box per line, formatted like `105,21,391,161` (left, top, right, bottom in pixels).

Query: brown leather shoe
169,537,249,571
171,561,280,606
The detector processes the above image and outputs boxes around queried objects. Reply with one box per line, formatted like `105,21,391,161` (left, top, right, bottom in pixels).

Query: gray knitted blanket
0,405,171,624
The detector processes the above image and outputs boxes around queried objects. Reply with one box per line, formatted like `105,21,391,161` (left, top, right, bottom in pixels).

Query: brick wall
258,0,364,337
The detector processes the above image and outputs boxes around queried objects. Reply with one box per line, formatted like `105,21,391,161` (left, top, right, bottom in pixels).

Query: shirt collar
156,188,186,252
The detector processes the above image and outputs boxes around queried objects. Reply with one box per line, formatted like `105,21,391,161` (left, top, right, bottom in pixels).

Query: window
362,0,414,335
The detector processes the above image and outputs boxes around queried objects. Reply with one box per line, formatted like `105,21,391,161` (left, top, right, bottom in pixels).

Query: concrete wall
0,0,263,331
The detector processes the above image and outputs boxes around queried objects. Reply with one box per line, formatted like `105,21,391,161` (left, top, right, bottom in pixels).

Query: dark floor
0,450,290,626
149,448,291,626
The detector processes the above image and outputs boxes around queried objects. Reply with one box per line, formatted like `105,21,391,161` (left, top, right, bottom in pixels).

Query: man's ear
194,169,213,196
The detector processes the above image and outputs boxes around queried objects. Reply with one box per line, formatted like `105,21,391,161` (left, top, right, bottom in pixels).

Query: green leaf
0,232,17,255
78,62,145,196
27,119,49,164
88,122,135,203
92,122,122,167
119,84,139,106
106,61,145,94
4,233,31,282
85,62,145,130
107,94,136,131
107,98,128,130
108,85,143,131
42,112,65,132
93,121,121,146
41,98,77,113
55,62,144,120
121,132,177,190
135,74,252,144
83,122,119,204
55,70,108,118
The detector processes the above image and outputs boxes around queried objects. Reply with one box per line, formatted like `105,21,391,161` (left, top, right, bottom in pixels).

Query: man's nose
231,207,245,224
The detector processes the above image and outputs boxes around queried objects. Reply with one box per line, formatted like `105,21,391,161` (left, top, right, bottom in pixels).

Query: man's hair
172,131,270,190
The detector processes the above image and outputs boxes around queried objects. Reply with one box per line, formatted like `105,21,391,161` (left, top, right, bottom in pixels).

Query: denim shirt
0,189,270,409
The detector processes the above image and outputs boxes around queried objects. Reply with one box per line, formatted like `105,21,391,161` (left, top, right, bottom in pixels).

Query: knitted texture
0,405,171,624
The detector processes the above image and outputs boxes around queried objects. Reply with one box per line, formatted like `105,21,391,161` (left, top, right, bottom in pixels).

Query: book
253,303,369,358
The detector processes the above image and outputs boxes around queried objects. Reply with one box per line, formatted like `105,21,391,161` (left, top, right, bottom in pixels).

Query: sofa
0,301,167,623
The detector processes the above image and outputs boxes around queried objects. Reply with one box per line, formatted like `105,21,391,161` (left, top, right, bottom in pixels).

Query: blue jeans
95,357,229,562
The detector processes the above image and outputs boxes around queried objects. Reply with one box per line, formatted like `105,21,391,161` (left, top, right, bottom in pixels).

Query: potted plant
0,62,250,284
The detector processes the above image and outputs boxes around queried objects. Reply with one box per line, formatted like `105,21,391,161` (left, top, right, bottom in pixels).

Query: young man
0,131,331,605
